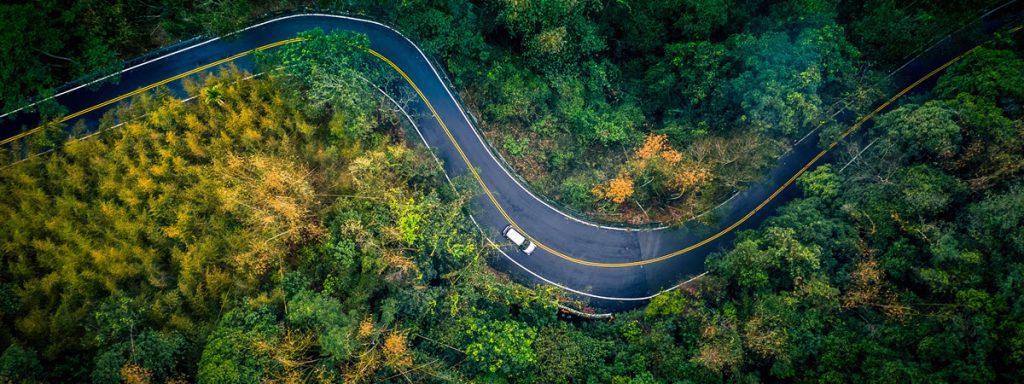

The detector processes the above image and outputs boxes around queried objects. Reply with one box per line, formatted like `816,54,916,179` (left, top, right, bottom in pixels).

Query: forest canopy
0,0,1009,225
1,0,1023,382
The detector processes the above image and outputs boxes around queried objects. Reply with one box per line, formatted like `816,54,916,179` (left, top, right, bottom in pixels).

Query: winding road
2,5,1022,311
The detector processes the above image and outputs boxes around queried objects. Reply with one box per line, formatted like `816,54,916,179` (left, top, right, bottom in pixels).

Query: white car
502,225,536,255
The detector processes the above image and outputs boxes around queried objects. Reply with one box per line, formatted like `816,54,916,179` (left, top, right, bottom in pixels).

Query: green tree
798,164,840,200
935,48,1024,104
532,323,608,383
643,40,729,122
463,317,538,375
728,24,858,138
286,290,357,362
966,185,1024,258
483,61,552,125
943,93,1022,186
889,165,966,219
0,344,43,383
264,29,380,123
710,226,822,291
197,305,281,384
614,0,729,55
493,0,606,74
873,101,962,162
589,103,644,146
91,330,184,384
0,2,120,112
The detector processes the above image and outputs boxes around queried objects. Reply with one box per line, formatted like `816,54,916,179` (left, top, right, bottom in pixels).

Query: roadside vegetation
0,34,556,383
1,0,1007,225
1,1,1023,382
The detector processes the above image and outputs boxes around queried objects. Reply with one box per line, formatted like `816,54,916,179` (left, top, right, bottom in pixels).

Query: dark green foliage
196,305,282,384
874,101,962,161
663,41,729,109
935,47,1024,105
966,185,1024,257
0,0,290,113
286,290,357,362
728,24,860,138
531,323,608,383
491,0,606,74
3,1,1024,382
0,344,43,383
710,226,823,291
848,0,1004,64
0,2,117,112
92,330,184,384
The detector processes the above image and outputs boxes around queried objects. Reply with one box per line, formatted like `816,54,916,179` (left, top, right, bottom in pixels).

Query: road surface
1,5,1021,311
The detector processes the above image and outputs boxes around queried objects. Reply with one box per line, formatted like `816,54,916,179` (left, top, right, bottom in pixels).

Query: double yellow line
372,44,982,267
0,38,304,146
0,32,990,268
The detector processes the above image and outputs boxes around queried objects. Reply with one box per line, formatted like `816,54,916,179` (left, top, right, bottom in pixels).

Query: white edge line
2,13,711,304
1,12,660,232
5,2,1017,228
5,7,1017,304
342,13,660,232
371,71,706,302
0,37,223,120
479,215,709,302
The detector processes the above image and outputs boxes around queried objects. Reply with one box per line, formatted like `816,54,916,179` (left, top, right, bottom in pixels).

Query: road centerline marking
1,24,1000,268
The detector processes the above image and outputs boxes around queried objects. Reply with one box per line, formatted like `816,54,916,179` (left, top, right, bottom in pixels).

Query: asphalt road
2,5,1021,311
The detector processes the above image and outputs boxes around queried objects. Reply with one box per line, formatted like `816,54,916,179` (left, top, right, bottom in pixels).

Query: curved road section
1,7,1021,311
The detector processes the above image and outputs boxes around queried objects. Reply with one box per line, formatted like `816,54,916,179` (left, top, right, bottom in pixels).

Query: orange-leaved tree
593,133,712,209
592,171,636,204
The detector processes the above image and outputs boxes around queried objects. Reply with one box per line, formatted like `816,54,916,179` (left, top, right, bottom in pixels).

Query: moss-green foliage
697,44,1024,382
3,2,1023,383
0,0,296,114
463,318,537,375
847,0,1004,64
0,46,487,379
6,0,992,225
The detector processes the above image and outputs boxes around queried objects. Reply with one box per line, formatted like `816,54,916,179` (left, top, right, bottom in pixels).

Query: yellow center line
0,38,304,146
2,27,1006,268
371,42,979,267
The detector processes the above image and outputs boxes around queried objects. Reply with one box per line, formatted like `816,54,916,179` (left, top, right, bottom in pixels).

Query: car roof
504,226,526,244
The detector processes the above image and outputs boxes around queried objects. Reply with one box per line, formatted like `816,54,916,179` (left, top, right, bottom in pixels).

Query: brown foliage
217,154,325,276
120,363,153,384
254,329,323,383
743,315,789,360
842,241,910,319
383,332,414,368
358,318,376,338
693,321,744,373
